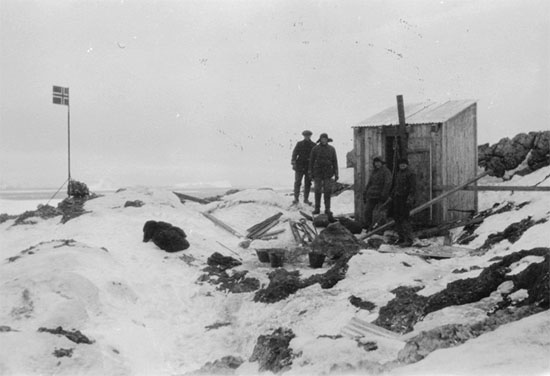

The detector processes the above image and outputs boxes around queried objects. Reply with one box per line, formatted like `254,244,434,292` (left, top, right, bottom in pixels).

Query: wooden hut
353,100,478,226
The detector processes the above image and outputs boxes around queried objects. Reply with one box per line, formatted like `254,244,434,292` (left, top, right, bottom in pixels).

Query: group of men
291,130,416,246
291,130,338,216
363,155,416,246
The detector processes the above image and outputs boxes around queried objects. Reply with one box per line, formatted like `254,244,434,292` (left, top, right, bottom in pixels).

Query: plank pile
246,212,284,240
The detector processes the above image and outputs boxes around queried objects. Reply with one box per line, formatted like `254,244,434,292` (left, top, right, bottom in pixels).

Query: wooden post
396,95,407,159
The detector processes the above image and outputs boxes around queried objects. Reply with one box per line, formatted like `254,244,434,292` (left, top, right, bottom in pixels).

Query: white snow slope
1,167,549,376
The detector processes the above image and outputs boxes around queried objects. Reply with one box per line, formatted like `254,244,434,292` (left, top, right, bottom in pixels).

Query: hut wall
407,124,435,225
353,127,383,222
441,104,478,221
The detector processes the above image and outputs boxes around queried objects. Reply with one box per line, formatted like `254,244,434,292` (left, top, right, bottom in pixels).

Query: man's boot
303,186,312,205
312,193,321,214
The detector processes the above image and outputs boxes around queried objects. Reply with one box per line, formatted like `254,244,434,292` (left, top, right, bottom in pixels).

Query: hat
317,133,333,143
373,156,384,163
302,130,312,136
397,158,409,165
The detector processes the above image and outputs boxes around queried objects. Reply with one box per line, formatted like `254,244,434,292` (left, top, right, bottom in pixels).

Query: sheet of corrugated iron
354,99,476,127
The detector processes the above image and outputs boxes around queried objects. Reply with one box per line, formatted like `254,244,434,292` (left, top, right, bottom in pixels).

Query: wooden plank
172,191,211,204
249,220,280,239
246,212,283,233
359,170,490,239
341,317,404,340
201,212,243,238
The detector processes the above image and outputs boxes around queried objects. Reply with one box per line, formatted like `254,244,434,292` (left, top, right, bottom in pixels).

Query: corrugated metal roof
354,100,476,127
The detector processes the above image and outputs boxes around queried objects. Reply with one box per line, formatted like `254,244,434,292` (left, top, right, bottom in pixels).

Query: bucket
308,252,326,268
256,249,270,263
268,250,284,268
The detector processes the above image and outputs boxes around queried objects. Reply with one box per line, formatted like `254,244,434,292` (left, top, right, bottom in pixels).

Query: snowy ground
0,167,549,375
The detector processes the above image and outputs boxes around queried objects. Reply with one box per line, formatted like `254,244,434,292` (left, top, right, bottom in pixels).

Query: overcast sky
1,0,548,190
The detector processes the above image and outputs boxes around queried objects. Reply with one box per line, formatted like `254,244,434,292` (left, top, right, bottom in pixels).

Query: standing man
309,133,339,215
388,158,416,246
291,130,316,205
363,156,392,231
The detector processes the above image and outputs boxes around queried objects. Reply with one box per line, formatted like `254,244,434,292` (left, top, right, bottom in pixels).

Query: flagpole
67,102,71,196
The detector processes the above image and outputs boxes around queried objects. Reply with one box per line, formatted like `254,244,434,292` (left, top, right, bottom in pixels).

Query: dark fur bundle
143,220,190,252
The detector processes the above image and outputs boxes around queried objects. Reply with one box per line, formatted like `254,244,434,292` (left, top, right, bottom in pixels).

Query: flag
53,86,69,105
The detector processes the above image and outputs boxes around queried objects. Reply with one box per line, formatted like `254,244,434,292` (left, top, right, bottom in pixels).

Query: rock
398,305,543,365
38,326,94,344
57,196,93,224
124,200,144,208
528,131,550,170
374,286,428,334
311,222,364,260
68,180,90,198
188,355,244,375
338,217,363,234
13,204,62,225
206,252,242,271
142,220,190,252
253,269,302,303
478,217,547,253
479,131,550,176
313,214,331,228
53,348,74,358
349,295,376,311
249,328,295,373
198,269,260,294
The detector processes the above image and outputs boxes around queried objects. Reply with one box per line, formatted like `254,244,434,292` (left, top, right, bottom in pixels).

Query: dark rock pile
476,217,547,253
479,131,550,177
12,204,62,225
374,247,549,334
249,327,295,373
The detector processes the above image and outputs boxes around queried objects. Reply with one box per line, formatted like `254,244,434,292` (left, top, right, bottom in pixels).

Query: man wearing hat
363,156,392,231
388,158,416,246
308,133,339,215
291,130,316,205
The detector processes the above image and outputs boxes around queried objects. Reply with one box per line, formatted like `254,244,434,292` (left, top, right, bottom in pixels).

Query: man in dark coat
388,158,416,246
309,133,338,215
291,130,316,205
363,156,392,231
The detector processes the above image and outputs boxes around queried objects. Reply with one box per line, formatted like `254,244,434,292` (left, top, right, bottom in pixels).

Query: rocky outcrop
479,131,550,177
374,248,549,334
